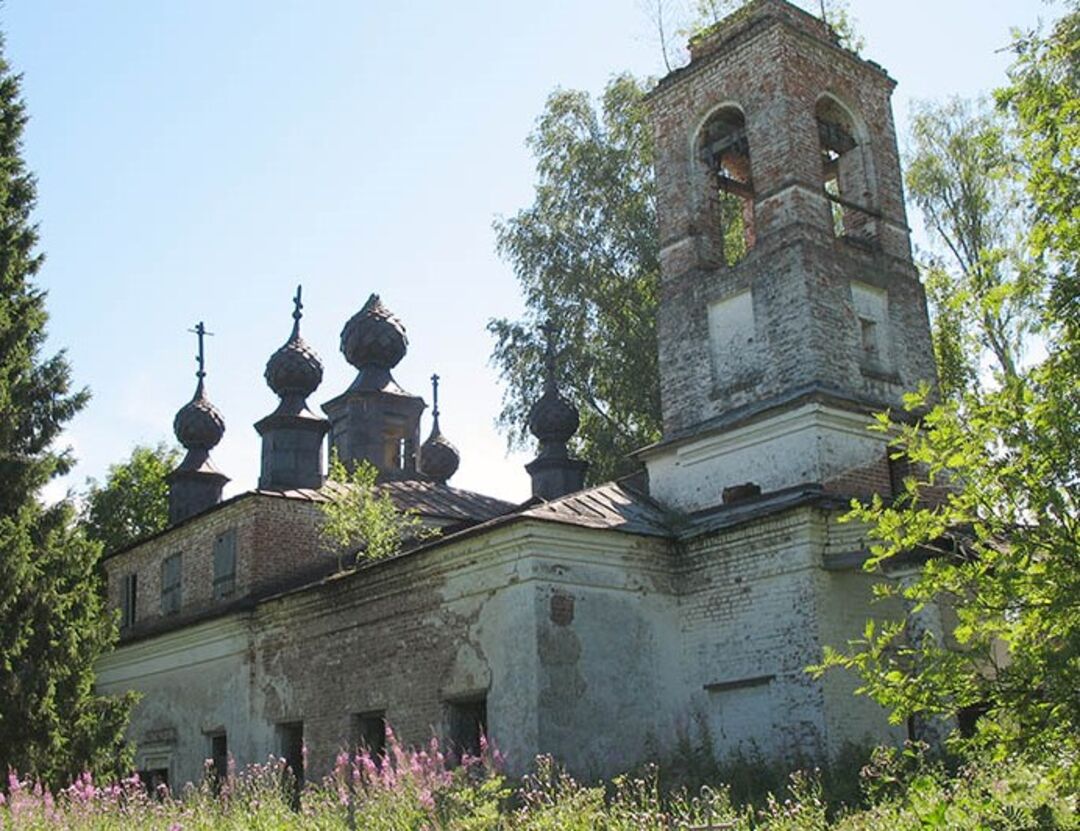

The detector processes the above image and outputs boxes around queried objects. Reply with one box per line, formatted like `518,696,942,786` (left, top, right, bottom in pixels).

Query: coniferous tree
0,36,133,786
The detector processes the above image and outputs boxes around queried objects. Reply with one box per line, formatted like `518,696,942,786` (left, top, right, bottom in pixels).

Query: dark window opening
816,97,875,241
698,107,755,267
278,721,304,808
209,733,228,790
958,703,990,739
887,449,912,499
447,697,487,761
120,573,137,630
212,528,237,600
137,768,169,799
161,553,182,615
352,711,387,759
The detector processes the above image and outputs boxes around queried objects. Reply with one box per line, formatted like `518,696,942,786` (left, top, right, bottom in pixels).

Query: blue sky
4,0,1060,504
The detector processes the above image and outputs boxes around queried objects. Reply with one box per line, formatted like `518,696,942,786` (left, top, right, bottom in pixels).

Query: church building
96,0,937,788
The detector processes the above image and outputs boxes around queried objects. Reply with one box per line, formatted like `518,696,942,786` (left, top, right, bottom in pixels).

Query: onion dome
528,384,579,446
527,322,579,449
420,374,460,483
341,294,408,371
265,288,323,399
174,379,225,451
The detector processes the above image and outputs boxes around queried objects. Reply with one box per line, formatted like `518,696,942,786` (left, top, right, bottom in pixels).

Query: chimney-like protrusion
167,321,229,524
419,373,460,484
255,285,329,490
525,321,587,500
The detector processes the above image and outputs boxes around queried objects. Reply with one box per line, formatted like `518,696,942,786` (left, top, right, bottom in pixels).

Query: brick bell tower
640,0,937,512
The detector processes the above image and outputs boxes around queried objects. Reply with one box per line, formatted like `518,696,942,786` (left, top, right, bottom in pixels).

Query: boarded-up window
120,573,137,629
213,529,237,600
161,553,182,615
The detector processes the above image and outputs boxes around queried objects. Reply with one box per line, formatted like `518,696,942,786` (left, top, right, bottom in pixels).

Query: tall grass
0,729,1074,830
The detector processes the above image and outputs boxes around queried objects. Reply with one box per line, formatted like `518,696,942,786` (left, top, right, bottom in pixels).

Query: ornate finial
188,321,214,381
430,373,441,421
540,319,558,392
291,284,303,338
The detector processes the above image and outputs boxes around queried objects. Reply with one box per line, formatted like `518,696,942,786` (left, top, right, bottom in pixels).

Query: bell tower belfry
640,0,937,512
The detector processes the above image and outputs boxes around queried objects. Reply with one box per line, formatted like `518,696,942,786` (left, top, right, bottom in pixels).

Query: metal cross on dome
188,321,214,380
539,318,559,390
292,284,303,322
430,373,441,419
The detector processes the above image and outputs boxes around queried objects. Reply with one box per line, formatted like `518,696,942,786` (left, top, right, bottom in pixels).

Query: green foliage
998,3,1080,345
905,97,1040,393
81,443,179,553
490,74,661,484
0,34,132,787
684,1,863,53
319,454,434,568
812,5,1080,766
814,363,1079,759
2,749,1076,830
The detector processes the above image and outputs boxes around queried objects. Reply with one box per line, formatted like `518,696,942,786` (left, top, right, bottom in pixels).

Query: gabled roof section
255,479,515,523
516,481,673,537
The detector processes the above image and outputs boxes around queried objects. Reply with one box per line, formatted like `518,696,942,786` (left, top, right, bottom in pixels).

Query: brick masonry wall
648,0,937,440
104,495,329,637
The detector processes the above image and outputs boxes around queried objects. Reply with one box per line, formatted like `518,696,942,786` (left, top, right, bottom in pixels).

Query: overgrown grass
0,730,1075,830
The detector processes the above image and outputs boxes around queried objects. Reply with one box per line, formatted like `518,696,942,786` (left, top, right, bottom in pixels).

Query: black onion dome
528,387,579,444
265,330,323,398
173,381,225,450
340,294,408,370
421,424,460,483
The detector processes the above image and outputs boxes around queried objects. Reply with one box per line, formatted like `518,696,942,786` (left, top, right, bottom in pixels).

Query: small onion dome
340,294,408,371
265,329,323,398
527,386,579,445
421,423,460,483
173,380,225,450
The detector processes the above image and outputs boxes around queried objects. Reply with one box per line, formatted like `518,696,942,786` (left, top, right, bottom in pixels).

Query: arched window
698,107,755,267
815,96,875,241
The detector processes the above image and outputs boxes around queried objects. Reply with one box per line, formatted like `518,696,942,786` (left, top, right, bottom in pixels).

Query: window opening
816,98,874,241
161,553,182,615
212,528,237,600
698,108,755,267
352,711,387,760
120,573,138,629
446,697,487,761
209,733,228,790
137,768,169,798
278,721,304,809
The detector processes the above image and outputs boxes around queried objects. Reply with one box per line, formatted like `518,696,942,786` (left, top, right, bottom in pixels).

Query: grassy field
0,732,1075,830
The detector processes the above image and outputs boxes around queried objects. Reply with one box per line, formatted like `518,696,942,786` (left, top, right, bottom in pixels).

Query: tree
812,7,1080,762
81,443,179,554
0,37,132,785
998,1,1079,346
905,98,1041,396
319,455,434,569
489,74,662,484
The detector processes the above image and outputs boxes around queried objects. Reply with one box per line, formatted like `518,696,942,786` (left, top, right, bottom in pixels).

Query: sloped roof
513,481,672,537
254,478,516,524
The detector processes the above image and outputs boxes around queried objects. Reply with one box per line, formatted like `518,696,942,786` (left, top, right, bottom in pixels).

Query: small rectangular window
278,721,304,809
209,732,228,789
351,711,386,758
213,529,237,600
161,553,182,615
120,573,138,629
446,697,486,760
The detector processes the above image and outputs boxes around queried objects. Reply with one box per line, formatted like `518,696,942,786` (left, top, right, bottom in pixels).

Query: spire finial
290,284,303,338
540,319,558,392
430,373,441,420
188,321,214,381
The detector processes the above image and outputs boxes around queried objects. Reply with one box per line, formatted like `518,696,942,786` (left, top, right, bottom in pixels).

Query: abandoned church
97,0,939,789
